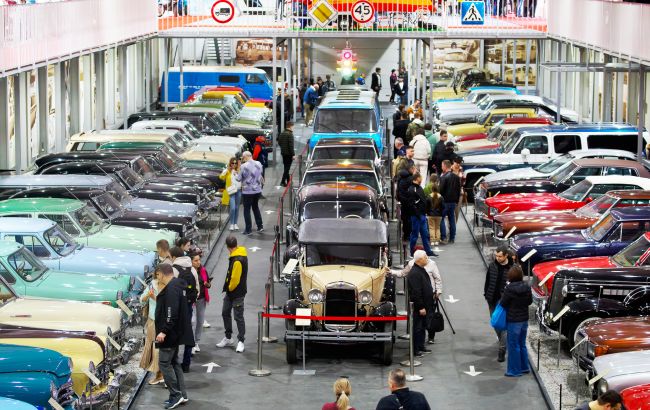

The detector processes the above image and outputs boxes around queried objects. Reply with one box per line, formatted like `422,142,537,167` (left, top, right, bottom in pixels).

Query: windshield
576,195,617,218
7,248,48,282
486,126,503,141
184,124,203,139
558,180,591,202
312,147,376,161
44,226,77,256
305,244,380,268
93,193,123,218
550,162,579,184
500,131,522,152
107,180,132,204
476,96,494,111
612,235,649,266
133,158,156,180
314,109,377,133
476,111,490,125
303,201,372,220
73,206,106,235
118,168,144,189
587,214,617,241
303,172,379,193
534,154,572,174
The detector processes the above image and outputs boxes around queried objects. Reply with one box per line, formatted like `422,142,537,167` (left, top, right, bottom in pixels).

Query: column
54,62,68,152
0,77,10,169
82,54,93,130
37,66,48,157
119,45,128,127
68,57,80,135
14,72,28,174
95,50,106,130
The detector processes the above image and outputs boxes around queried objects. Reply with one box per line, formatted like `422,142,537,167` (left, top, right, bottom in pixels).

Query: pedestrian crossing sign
461,1,485,25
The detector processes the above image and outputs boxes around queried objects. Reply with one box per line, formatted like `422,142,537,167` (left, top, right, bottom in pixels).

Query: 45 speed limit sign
351,0,374,24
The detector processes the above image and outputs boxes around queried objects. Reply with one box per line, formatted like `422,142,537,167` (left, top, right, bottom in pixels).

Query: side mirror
520,148,531,157
585,197,593,203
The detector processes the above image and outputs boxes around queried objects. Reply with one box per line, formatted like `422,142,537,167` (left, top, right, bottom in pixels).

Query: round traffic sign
211,0,235,24
351,0,374,24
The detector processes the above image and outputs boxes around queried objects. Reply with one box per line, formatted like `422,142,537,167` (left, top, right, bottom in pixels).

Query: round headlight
561,285,568,298
598,379,608,394
50,381,58,400
359,290,373,305
307,289,323,304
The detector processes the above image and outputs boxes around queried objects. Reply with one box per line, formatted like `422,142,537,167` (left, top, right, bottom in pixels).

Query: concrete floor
132,116,548,410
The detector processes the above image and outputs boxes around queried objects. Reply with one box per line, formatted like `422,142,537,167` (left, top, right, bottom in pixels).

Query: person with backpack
170,246,198,373
252,136,269,178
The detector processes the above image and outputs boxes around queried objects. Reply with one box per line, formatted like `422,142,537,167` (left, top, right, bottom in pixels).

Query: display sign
211,0,235,24
309,0,338,27
351,0,375,24
461,1,485,25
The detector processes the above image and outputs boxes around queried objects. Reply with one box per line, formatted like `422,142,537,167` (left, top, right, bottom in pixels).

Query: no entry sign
351,0,374,24
211,0,235,24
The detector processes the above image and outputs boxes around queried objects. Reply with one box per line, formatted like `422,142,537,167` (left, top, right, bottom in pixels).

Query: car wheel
569,316,602,347
380,322,394,366
286,320,298,364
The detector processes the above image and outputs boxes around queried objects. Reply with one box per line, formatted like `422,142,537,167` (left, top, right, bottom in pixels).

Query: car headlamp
598,379,608,394
561,285,568,298
307,289,324,304
359,290,373,305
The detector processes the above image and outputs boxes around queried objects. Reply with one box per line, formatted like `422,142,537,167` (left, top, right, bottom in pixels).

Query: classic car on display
444,106,538,138
510,207,650,271
531,232,650,300
621,383,650,410
301,159,385,204
0,198,176,252
0,344,76,409
493,189,650,240
453,117,554,152
537,266,650,345
308,138,380,163
282,219,395,365
574,316,650,372
127,111,224,135
482,175,650,224
0,218,155,281
590,350,650,399
8,188,197,240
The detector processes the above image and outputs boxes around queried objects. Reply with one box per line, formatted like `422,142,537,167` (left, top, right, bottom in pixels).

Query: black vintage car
537,266,650,346
9,188,199,240
36,161,215,211
127,111,223,135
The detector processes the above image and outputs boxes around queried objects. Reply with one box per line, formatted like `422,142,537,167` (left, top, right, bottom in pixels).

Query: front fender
283,299,306,316
560,298,630,336
371,301,396,317
0,373,57,408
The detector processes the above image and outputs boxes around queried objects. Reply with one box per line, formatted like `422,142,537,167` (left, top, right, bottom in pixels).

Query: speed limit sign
351,0,374,24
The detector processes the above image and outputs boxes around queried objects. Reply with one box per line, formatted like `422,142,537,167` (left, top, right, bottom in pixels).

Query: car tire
568,315,603,347
381,322,394,366
382,274,396,303
286,320,298,364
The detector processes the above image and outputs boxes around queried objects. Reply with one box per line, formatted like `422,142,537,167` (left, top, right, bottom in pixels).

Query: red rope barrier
262,313,407,322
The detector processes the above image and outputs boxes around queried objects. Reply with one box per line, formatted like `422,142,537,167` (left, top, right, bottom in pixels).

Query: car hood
456,140,499,152
302,264,382,291
63,246,155,278
584,317,650,346
148,175,210,190
486,178,555,191
458,147,502,157
484,167,546,183
533,256,614,285
513,230,588,249
486,193,574,212
446,123,484,136
95,224,177,252
0,343,71,377
494,210,594,229
594,350,650,378
0,297,122,336
32,269,131,301
128,197,197,219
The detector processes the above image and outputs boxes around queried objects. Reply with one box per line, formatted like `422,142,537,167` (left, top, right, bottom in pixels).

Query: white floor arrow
203,362,221,373
249,246,261,252
445,295,459,304
264,210,275,215
275,186,283,190
463,366,482,377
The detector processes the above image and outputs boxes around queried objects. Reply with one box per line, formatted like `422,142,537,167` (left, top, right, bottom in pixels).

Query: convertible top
298,218,387,245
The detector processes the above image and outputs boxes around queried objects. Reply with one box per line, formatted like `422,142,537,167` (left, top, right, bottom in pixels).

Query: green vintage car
0,198,177,252
0,241,139,309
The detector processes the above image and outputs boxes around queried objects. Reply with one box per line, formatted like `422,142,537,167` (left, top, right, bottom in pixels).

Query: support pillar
164,38,170,111
95,51,106,130
68,57,80,135
82,54,93,130
0,77,10,170
54,62,68,152
638,69,646,161
602,55,613,122
145,40,152,112
37,66,49,157
272,37,278,164
119,45,128,127
179,39,185,104
14,72,28,174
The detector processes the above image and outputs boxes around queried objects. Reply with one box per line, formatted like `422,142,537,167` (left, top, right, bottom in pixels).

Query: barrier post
279,196,285,244
263,283,278,343
298,154,303,181
249,311,272,377
401,302,423,379
293,329,316,376
398,284,411,340
274,226,281,282
268,255,280,311
557,318,562,368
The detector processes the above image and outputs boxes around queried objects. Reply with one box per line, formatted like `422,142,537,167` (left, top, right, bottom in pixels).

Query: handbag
490,303,507,332
227,171,241,195
427,300,444,333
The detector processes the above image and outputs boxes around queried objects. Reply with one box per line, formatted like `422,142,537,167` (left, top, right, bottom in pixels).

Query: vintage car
0,198,175,252
573,316,650,372
0,175,198,221
537,266,650,345
0,344,75,409
0,218,155,281
282,219,395,365
621,383,650,409
531,232,650,300
493,190,650,239
510,207,650,271
454,117,554,152
590,350,650,399
308,138,380,163
0,397,39,410
0,241,139,309
8,188,198,240
444,106,538,138
127,111,224,135
287,182,385,242
482,175,650,223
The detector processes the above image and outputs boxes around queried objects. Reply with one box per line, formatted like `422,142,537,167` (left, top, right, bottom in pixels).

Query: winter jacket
396,168,413,204
405,119,423,146
407,183,428,217
252,136,268,168
425,130,438,153
484,259,513,306
392,119,410,143
154,277,195,349
197,265,211,302
392,259,442,295
407,263,435,313
172,256,199,304
376,388,431,410
439,171,461,204
277,128,295,156
303,86,318,106
410,134,431,161
219,168,241,206
223,246,248,299
500,280,533,323
240,159,263,195
432,140,447,172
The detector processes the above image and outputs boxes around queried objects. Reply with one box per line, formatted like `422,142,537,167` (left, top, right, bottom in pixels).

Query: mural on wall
235,39,287,66
431,40,480,71
484,39,537,86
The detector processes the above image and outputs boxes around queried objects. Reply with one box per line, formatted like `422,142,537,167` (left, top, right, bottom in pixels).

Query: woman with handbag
499,265,533,377
139,269,164,385
220,157,242,231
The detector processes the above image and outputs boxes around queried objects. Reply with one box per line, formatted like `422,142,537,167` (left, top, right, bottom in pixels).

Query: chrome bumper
285,329,393,343
78,369,128,409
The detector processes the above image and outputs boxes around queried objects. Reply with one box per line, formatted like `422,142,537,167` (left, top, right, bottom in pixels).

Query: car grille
324,288,356,327
58,380,76,406
493,221,503,238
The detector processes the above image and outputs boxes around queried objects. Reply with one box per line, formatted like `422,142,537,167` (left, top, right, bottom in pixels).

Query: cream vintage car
0,275,139,407
282,218,396,365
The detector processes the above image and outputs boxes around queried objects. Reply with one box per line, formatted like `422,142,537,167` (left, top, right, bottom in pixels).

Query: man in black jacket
432,130,448,174
155,264,194,409
392,112,411,145
407,173,435,257
371,67,382,99
484,246,513,362
170,246,198,373
397,164,416,242
407,251,435,356
376,368,431,410
438,160,461,244
277,121,295,187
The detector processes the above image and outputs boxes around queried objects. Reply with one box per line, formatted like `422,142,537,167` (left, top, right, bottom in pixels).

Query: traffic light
336,47,357,79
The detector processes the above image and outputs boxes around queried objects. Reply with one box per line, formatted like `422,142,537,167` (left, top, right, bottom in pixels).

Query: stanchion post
557,318,562,368
398,282,410,340
559,384,563,409
298,154,303,181
279,197,285,244
537,338,541,370
402,302,423,380
263,283,278,343
268,255,280,311
274,225,281,282
249,311,272,376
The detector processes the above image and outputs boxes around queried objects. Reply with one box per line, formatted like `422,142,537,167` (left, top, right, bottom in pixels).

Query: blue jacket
303,86,318,106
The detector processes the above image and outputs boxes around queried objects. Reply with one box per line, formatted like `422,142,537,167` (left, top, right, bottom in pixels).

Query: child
427,181,444,246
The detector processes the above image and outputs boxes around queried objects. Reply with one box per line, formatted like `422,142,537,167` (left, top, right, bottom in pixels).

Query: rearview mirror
520,148,531,157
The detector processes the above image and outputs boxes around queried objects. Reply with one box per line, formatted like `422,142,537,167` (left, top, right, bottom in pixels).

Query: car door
511,134,550,165
0,261,23,295
603,167,640,177
2,234,59,270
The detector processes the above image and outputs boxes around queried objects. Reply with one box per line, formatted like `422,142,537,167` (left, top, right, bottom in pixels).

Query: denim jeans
440,202,457,242
182,304,193,367
242,192,263,233
194,298,206,343
223,295,246,342
506,321,530,376
159,346,187,402
229,191,241,225
409,215,434,256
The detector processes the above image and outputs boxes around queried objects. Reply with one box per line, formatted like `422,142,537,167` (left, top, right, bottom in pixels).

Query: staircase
202,38,233,65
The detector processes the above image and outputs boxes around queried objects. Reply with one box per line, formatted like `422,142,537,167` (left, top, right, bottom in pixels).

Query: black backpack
174,264,198,304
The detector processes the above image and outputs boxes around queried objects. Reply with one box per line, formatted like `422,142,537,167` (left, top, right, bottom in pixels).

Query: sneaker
427,339,435,345
202,320,211,328
449,239,455,244
229,224,235,231
193,344,200,353
497,350,506,362
181,364,190,373
216,337,235,348
236,341,245,353
421,347,433,353
164,397,184,409
257,227,264,233
414,351,424,358
181,397,189,404
242,231,252,236
233,224,239,231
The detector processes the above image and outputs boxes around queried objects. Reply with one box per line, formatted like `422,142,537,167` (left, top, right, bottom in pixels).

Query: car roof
582,175,650,189
606,190,650,199
610,206,650,220
298,218,386,245
131,120,192,128
568,149,637,159
0,198,84,212
306,159,375,171
313,138,376,147
0,217,56,233
11,187,107,200
0,240,23,257
167,66,266,74
41,161,128,173
573,158,645,168
468,86,518,92
0,175,113,187
298,182,378,202
520,123,640,133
